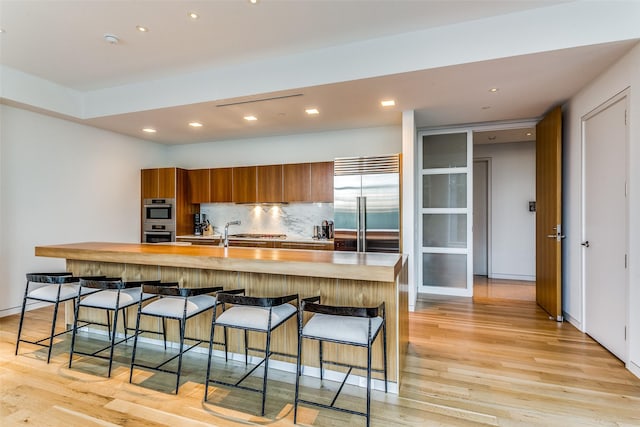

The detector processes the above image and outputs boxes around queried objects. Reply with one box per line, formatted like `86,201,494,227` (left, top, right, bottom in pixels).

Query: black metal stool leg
260,329,272,416
47,299,61,363
175,318,186,394
129,300,144,383
107,307,119,377
294,328,303,424
69,297,81,368
319,340,324,380
15,287,29,356
204,320,217,401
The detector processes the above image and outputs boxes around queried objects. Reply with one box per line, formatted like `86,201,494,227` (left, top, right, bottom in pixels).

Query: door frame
472,157,492,278
580,89,630,358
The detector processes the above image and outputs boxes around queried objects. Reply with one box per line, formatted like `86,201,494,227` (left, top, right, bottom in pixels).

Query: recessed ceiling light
244,115,257,121
142,127,157,133
481,106,491,110
189,122,203,128
489,87,499,93
526,132,533,136
188,12,199,19
136,25,148,32
0,29,5,33
249,0,259,4
305,108,319,115
381,100,396,107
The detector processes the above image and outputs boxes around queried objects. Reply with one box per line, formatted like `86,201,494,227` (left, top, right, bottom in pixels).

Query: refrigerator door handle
356,196,367,252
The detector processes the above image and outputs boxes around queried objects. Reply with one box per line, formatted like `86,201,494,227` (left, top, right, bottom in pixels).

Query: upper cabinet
310,161,334,202
232,166,257,203
210,168,233,202
141,167,177,199
257,165,283,203
283,163,311,202
174,161,334,204
187,169,210,203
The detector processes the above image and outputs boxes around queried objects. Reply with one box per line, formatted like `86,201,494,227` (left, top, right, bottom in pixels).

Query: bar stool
128,283,224,393
204,292,299,416
15,272,105,363
68,278,160,377
294,296,387,427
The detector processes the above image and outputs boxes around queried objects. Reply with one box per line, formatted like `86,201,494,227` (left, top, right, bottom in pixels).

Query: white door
473,160,488,275
583,94,628,361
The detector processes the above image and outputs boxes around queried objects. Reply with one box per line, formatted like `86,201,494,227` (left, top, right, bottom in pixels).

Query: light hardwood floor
2,283,639,426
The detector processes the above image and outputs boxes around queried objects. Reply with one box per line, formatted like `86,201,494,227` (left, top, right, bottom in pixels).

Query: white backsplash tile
200,203,334,239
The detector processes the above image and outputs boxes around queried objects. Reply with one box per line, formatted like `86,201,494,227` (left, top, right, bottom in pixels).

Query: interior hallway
1,279,638,426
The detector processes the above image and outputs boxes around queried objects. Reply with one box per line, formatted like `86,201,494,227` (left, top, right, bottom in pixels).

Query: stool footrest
296,398,367,418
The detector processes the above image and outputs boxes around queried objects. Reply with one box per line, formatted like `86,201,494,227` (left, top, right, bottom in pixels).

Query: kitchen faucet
224,220,241,247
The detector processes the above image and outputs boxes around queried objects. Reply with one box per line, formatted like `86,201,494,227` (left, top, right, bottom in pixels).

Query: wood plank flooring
2,285,639,426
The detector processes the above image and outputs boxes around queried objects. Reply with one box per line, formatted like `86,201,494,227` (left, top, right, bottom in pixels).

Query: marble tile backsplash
200,203,334,239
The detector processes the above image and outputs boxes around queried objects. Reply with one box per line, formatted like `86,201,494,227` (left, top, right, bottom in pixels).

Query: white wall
0,105,166,315
474,141,536,281
564,42,640,377
166,126,401,167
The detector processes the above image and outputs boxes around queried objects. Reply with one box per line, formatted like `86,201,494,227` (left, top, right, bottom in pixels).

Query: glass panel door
418,131,473,296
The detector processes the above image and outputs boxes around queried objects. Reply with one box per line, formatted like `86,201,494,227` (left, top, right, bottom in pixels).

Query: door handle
581,241,590,247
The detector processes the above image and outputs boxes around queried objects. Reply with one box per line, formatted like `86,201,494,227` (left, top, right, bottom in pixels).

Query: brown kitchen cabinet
277,241,334,250
232,166,257,203
141,167,177,199
257,165,283,203
283,163,311,202
176,237,221,246
210,167,233,202
310,161,334,202
228,239,276,248
187,169,210,203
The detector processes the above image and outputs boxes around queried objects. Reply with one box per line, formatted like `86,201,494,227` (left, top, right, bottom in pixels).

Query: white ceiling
0,0,638,144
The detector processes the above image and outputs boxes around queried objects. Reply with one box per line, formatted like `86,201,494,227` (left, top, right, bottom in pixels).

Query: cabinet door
228,239,275,248
257,165,283,203
283,163,311,202
158,168,176,198
310,161,334,202
210,168,233,202
232,166,257,203
141,169,159,199
188,169,210,203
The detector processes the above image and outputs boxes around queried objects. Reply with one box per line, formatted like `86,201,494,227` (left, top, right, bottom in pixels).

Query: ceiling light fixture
244,115,258,121
189,122,203,128
481,106,491,110
136,25,148,32
526,132,533,136
0,29,5,33
381,100,396,107
305,108,319,115
103,34,119,44
142,127,157,133
489,87,499,93
249,0,259,4
188,12,199,19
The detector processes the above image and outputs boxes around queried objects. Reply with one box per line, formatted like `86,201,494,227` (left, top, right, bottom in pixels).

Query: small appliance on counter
313,220,334,239
194,213,210,236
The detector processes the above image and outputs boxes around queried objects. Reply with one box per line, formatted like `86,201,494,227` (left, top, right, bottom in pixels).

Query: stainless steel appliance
333,154,400,253
143,198,176,243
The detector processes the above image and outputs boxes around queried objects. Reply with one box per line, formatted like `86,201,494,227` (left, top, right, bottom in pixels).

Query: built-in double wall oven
142,198,175,243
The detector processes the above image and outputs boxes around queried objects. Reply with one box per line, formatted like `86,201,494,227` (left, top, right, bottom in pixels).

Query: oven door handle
143,231,172,235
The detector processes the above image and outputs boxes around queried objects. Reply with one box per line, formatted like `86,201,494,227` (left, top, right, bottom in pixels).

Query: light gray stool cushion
142,295,217,318
80,288,153,309
28,282,98,302
216,303,296,331
302,313,383,345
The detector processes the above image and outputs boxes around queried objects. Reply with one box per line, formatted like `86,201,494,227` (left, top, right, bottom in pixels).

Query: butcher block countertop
35,242,404,282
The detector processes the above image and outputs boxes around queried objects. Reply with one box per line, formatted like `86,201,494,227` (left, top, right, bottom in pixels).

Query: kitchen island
35,242,408,389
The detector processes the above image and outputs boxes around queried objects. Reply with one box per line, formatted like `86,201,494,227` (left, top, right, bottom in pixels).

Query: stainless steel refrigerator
333,154,400,253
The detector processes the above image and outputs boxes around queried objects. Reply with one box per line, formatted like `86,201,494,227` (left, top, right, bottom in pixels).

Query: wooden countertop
35,242,404,282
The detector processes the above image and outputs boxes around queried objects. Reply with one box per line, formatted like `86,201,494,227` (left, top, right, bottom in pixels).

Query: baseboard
563,312,583,331
627,360,640,379
488,273,535,282
83,328,398,394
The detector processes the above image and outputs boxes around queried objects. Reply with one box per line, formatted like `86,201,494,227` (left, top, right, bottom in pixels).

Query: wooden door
157,168,176,198
584,95,628,360
310,161,334,202
141,169,159,199
187,169,210,203
257,165,283,203
283,163,311,202
232,166,257,203
210,168,233,202
535,106,563,321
